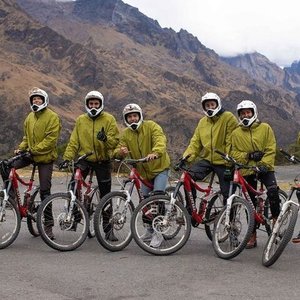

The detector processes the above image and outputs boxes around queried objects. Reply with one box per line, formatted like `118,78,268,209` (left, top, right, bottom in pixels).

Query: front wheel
131,195,191,255
27,189,41,237
94,191,135,252
37,193,89,251
262,203,298,267
0,196,21,249
212,196,255,260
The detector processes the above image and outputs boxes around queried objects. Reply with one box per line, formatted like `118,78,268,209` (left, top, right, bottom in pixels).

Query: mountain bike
37,152,100,251
93,157,183,252
212,149,287,260
130,155,224,255
0,151,41,249
262,149,300,267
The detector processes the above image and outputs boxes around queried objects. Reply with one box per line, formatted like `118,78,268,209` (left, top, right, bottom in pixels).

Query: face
126,112,140,124
88,99,101,109
204,100,217,111
31,96,44,105
239,108,253,119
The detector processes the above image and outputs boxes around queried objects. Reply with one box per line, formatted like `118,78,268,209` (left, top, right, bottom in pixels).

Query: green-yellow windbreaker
230,121,276,176
114,120,170,181
63,112,119,162
18,108,61,164
183,110,238,164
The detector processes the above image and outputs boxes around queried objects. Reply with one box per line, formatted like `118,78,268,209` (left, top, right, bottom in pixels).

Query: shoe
292,233,300,244
105,230,119,242
150,232,164,248
44,225,55,240
245,232,257,249
141,228,154,242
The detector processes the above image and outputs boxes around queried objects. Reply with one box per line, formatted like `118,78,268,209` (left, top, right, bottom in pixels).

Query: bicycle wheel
27,189,41,237
37,193,89,251
212,196,255,260
87,187,100,238
263,189,288,235
94,191,135,252
262,203,298,267
0,196,21,249
204,192,224,241
131,195,191,255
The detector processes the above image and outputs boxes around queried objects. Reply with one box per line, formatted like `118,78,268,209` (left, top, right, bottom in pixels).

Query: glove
248,151,264,162
97,127,107,142
256,166,268,174
59,160,69,169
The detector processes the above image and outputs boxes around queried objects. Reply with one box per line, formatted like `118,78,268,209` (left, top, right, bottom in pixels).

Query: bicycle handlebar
280,149,300,164
115,157,151,165
3,151,32,167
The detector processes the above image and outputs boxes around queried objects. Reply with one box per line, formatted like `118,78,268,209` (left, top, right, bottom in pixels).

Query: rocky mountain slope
1,0,299,160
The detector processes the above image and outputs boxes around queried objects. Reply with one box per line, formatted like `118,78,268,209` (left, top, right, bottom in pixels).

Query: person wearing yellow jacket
14,87,61,239
230,100,280,248
61,91,119,240
182,92,238,203
114,103,170,248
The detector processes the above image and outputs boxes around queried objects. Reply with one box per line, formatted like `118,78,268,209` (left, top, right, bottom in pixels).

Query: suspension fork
66,190,77,222
0,189,9,221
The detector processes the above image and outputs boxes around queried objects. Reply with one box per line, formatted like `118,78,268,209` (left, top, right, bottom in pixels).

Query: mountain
1,0,299,160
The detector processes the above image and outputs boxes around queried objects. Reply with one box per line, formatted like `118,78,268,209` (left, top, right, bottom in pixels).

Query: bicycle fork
0,189,8,222
66,190,77,223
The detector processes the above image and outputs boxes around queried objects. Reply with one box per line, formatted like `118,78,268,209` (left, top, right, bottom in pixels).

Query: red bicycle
130,155,224,255
212,149,287,259
37,152,100,251
93,157,182,252
0,151,41,249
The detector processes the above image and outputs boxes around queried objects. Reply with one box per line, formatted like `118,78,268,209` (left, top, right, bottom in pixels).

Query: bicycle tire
131,195,191,256
204,192,224,241
27,189,41,237
262,203,298,267
212,196,255,260
37,193,89,251
0,197,21,249
263,188,288,235
94,191,135,252
87,187,100,238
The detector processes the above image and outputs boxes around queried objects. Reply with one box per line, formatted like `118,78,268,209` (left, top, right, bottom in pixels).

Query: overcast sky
123,0,300,67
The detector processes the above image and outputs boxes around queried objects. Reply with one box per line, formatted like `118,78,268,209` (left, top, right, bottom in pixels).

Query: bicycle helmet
29,87,49,112
123,103,143,130
201,92,222,117
84,91,104,118
237,100,258,127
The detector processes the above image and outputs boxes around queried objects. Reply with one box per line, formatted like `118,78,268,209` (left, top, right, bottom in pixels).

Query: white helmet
84,91,104,118
123,103,143,130
29,87,49,112
237,100,258,127
201,92,222,117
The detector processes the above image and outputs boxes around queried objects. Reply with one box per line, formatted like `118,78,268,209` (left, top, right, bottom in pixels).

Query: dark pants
188,160,230,203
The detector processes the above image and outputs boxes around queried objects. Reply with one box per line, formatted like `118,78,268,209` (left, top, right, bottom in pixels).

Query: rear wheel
131,195,191,255
94,191,135,252
27,189,41,237
262,203,298,267
37,193,89,251
212,196,254,260
0,196,21,249
204,192,224,241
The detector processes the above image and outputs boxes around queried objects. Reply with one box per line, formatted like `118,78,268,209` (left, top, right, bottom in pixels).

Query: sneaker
292,233,300,244
141,228,154,242
150,232,164,248
105,231,119,242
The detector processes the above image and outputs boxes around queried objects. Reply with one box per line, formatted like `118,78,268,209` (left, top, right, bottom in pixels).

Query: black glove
59,160,69,169
256,165,268,174
97,127,107,142
248,151,264,162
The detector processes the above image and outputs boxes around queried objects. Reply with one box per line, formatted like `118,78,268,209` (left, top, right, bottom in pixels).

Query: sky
123,0,300,67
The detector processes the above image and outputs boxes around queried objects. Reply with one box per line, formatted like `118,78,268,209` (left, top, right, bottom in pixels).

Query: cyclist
60,90,119,241
182,92,238,208
11,87,61,240
229,100,281,249
114,103,170,248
